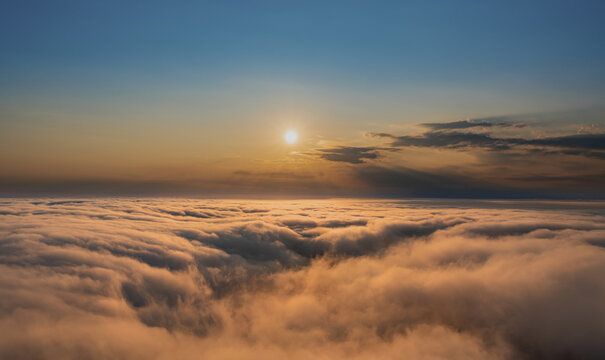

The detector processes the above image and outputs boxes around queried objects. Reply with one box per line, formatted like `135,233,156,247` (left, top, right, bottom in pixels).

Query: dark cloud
523,133,605,150
352,165,534,198
372,131,605,153
366,128,605,193
371,131,509,150
1,199,605,359
352,163,605,199
508,173,605,186
420,119,524,130
525,148,605,160
318,146,381,164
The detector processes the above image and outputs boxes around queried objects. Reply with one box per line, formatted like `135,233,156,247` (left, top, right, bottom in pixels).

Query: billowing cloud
1,199,605,359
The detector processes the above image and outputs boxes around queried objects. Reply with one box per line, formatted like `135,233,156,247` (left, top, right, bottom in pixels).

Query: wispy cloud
420,118,525,130
371,131,605,152
317,146,382,164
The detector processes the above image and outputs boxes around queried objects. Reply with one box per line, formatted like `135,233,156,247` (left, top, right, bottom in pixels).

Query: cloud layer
303,113,605,198
1,199,605,359
372,130,605,154
318,146,382,164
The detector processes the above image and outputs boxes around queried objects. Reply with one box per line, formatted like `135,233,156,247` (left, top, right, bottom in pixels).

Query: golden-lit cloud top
1,199,605,359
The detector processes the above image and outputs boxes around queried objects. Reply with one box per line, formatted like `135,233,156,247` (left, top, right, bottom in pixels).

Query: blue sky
2,1,604,99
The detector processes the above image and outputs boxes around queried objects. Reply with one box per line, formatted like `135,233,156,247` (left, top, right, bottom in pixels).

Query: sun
284,130,298,144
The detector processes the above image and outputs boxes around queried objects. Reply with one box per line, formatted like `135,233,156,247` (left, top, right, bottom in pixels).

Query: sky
1,0,604,197
2,5,605,357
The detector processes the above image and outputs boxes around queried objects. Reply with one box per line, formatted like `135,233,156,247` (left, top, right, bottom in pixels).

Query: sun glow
284,130,298,144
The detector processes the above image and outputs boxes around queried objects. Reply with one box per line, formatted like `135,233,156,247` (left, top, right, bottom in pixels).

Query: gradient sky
1,0,604,197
